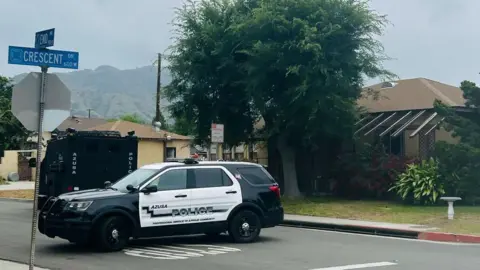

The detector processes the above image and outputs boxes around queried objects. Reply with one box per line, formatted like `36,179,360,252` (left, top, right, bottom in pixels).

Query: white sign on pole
211,123,224,143
12,72,71,132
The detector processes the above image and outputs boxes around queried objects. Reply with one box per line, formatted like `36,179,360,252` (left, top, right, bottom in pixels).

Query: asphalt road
1,200,480,270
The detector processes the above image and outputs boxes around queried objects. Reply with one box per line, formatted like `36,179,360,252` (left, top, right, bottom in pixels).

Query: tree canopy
434,81,480,203
108,113,147,124
166,0,393,197
0,76,32,150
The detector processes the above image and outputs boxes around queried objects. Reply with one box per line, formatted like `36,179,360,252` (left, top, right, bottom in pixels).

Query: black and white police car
38,159,284,252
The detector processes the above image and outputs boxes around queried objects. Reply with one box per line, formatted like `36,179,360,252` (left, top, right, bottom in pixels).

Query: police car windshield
112,169,158,192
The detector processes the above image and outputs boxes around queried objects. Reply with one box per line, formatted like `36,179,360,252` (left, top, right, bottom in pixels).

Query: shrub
389,158,445,205
333,143,416,199
0,176,7,185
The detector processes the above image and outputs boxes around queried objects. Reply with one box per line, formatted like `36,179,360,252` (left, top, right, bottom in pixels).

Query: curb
281,219,419,239
281,219,480,244
418,231,480,244
0,197,33,203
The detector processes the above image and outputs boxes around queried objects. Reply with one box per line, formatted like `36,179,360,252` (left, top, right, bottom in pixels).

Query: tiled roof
56,116,108,131
358,78,466,113
86,120,191,140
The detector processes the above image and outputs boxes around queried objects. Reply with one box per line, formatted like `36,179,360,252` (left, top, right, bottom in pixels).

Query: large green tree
165,0,259,147
166,0,393,197
0,76,32,150
434,81,480,203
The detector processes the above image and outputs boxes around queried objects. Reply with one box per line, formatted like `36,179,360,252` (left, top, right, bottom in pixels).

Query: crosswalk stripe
124,244,241,260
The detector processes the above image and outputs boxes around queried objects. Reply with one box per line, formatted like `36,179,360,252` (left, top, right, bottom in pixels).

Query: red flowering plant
332,142,417,199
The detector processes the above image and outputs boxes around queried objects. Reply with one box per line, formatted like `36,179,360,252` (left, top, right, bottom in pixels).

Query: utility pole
87,108,92,118
155,53,162,123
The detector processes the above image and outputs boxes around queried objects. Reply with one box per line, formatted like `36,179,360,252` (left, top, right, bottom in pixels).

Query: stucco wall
404,129,418,157
137,139,191,167
0,150,43,181
435,127,460,144
137,140,164,167
167,140,191,159
0,151,19,180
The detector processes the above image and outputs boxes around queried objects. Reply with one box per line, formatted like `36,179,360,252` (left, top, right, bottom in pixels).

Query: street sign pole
8,28,77,269
28,66,47,270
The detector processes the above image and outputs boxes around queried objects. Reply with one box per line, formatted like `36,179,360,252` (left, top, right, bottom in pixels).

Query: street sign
8,46,79,69
8,28,79,270
211,123,224,143
12,72,71,132
35,28,55,49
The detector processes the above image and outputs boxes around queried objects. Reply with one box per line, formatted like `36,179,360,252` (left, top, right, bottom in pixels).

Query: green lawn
282,197,480,235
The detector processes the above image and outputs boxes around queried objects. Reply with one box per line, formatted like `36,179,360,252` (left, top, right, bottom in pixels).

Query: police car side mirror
126,184,135,192
141,185,158,194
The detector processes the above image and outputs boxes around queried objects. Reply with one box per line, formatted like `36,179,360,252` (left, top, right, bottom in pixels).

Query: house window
376,128,405,156
166,147,176,158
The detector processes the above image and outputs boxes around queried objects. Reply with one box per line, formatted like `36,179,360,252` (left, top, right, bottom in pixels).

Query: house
86,120,192,167
355,78,465,158
189,143,268,165
26,116,109,147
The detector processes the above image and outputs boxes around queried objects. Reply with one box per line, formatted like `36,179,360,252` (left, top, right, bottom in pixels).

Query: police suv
38,159,284,252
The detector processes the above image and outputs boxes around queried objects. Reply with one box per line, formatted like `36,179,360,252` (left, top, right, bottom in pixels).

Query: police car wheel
228,210,261,243
96,216,131,252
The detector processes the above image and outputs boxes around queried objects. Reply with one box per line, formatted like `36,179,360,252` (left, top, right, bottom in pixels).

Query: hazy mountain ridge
12,65,172,122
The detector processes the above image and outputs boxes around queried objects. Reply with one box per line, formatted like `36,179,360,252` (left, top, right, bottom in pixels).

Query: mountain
11,65,172,123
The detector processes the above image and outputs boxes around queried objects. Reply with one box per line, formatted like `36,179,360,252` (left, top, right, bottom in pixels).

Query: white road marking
310,261,397,270
124,244,241,260
287,226,480,246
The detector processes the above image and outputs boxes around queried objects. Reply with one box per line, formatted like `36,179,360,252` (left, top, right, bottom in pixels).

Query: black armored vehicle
37,129,138,208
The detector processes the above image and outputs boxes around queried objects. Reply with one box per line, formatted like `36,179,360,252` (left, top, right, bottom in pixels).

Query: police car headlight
65,201,93,211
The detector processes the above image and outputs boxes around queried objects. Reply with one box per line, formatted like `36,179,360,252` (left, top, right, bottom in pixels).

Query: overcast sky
1,0,479,86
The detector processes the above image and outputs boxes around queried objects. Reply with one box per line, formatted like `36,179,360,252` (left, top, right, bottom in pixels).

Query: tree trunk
277,134,302,198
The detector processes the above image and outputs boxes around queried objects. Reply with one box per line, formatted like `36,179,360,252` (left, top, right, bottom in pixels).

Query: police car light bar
183,158,199,164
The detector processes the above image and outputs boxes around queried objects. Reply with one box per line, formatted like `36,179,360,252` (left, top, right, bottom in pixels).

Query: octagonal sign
11,72,71,132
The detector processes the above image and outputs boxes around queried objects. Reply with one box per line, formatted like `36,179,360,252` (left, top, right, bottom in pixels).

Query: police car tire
228,210,261,243
95,216,131,252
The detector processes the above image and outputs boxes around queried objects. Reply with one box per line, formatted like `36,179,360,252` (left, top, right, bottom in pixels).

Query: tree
170,115,194,136
108,113,147,124
166,0,393,197
434,81,480,203
165,0,259,147
0,76,32,150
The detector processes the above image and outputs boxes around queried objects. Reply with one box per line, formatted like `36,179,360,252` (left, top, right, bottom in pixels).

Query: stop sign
11,72,71,132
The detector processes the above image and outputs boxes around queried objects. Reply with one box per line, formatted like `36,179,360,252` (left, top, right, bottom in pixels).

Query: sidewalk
0,260,48,270
283,214,480,244
0,181,34,191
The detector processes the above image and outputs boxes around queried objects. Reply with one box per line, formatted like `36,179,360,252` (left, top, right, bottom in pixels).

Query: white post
447,201,455,220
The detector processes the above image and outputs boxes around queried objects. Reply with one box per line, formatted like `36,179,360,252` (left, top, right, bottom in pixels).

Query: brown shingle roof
358,78,466,113
56,116,108,131
86,120,191,140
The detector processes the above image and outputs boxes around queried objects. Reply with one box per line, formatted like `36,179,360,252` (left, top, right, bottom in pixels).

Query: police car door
138,167,191,228
189,166,242,224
